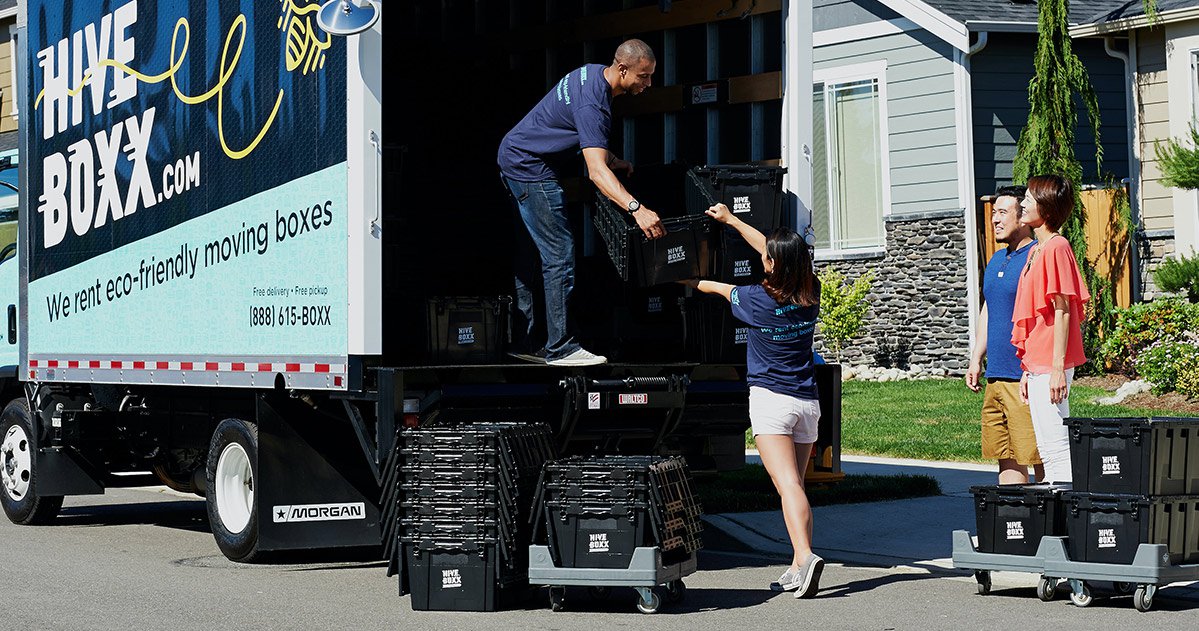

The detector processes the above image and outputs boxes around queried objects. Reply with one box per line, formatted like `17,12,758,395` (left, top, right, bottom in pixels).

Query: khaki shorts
980,380,1042,466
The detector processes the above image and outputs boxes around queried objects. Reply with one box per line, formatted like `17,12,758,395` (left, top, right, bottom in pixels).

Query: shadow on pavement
526,586,779,613
56,500,210,533
814,569,939,599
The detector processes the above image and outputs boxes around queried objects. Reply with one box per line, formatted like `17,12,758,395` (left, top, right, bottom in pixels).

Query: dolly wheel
975,570,991,596
588,586,612,600
664,580,686,603
549,587,566,612
1114,581,1135,595
1037,577,1057,602
1134,585,1156,613
637,591,661,614
1069,583,1093,608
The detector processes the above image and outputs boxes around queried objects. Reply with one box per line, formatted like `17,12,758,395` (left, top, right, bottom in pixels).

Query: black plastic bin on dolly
390,423,555,611
527,455,704,614
953,416,1199,612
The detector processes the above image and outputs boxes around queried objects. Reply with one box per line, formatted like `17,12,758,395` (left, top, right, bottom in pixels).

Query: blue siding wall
971,33,1130,198
814,0,901,32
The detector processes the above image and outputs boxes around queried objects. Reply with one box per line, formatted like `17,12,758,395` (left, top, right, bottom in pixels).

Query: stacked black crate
397,423,555,611
969,483,1071,556
1062,417,1199,565
683,165,785,363
535,455,703,570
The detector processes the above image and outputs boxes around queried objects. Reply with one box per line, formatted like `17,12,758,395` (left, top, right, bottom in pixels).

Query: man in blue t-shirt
498,39,665,367
966,185,1044,484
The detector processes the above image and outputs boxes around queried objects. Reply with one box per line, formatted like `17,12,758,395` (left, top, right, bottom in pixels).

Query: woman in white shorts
685,203,823,598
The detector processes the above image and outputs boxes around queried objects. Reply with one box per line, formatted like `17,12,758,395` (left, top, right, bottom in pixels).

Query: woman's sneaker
794,554,825,599
547,348,607,367
770,567,803,592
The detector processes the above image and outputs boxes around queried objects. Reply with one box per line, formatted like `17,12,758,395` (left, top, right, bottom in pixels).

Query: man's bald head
614,39,656,66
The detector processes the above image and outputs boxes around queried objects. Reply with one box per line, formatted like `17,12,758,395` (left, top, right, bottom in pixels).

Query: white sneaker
547,348,608,367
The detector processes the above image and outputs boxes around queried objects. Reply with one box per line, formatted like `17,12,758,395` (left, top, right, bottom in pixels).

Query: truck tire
0,398,64,525
206,418,260,562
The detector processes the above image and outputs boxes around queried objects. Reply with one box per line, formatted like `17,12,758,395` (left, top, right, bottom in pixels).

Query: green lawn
747,379,1192,463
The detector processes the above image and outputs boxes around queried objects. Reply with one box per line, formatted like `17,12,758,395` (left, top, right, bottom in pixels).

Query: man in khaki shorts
966,186,1044,484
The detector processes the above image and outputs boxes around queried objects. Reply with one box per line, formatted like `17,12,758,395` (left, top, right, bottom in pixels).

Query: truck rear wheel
0,398,63,525
206,419,260,562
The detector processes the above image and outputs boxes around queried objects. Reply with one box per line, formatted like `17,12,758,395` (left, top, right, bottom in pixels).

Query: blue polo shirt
730,284,819,401
982,241,1034,379
498,64,613,182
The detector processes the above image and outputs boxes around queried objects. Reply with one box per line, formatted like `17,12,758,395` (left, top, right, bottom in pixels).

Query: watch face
628,200,640,212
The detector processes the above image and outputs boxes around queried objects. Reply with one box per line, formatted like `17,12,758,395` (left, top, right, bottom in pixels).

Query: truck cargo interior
381,1,785,365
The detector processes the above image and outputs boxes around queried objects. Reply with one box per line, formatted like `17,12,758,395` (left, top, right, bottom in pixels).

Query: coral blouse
1011,235,1090,373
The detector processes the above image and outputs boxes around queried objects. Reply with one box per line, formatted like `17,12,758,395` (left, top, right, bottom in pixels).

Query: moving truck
1,0,821,562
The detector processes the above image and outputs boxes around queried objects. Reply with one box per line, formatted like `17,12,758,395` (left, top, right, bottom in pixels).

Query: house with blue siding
809,0,1128,374
1071,0,1199,299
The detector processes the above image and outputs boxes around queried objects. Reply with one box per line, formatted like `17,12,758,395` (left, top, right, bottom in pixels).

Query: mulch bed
1074,374,1199,415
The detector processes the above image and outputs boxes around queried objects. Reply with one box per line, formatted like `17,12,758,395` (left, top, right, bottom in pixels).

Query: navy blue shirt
982,241,1033,379
498,64,613,182
730,284,820,401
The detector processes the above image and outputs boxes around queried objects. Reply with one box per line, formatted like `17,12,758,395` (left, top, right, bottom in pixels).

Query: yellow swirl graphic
32,7,325,161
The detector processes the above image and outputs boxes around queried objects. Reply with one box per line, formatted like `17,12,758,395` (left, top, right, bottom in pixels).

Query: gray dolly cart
528,545,697,614
953,529,1199,611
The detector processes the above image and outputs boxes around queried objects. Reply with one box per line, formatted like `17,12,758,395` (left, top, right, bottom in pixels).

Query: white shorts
749,386,821,444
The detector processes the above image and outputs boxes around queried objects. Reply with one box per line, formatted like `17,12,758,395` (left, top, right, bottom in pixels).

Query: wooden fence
976,188,1132,308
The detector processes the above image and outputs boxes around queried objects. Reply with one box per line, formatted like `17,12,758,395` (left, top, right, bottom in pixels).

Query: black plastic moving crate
545,502,653,569
406,541,524,612
684,295,750,363
685,164,786,232
1066,417,1199,495
971,483,1070,556
593,193,713,286
425,297,511,364
1063,492,1199,565
713,228,765,283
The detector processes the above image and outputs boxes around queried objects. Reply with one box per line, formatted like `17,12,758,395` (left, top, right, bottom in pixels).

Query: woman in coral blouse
1011,175,1090,484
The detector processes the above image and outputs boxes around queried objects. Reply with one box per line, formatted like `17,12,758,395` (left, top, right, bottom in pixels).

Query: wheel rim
214,442,254,534
1,423,32,501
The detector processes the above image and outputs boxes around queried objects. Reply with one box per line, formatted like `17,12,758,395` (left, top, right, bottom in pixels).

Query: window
811,62,889,252
1192,50,1199,121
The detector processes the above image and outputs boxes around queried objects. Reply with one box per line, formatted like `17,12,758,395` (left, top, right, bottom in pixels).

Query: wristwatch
627,199,640,213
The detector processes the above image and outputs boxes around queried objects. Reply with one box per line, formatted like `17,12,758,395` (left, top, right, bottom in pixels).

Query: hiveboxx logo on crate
732,195,752,213
441,568,463,589
1097,528,1117,548
1006,520,1025,541
457,325,476,346
1102,455,1121,475
589,533,610,553
667,245,687,265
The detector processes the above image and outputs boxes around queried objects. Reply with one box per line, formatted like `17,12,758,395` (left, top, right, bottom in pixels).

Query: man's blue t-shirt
498,64,613,182
730,284,820,401
982,241,1034,379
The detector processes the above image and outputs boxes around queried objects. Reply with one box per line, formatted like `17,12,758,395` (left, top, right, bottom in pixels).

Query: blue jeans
502,176,580,361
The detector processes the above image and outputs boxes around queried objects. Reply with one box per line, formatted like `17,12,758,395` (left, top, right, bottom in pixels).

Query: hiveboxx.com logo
1006,520,1025,541
442,569,462,589
589,533,610,552
1098,528,1117,548
666,245,686,265
458,326,476,345
1101,455,1121,475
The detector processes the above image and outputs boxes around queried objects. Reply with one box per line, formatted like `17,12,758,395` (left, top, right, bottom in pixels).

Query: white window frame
811,60,892,257
1192,49,1199,122
6,22,17,119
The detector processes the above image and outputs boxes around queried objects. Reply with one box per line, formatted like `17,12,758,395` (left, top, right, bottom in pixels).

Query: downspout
1103,35,1142,301
960,32,987,356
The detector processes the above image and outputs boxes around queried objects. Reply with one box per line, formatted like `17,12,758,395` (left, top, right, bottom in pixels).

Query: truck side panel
23,0,352,390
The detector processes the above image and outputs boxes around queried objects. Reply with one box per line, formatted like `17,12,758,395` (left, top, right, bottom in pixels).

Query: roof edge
1070,5,1199,37
876,0,970,52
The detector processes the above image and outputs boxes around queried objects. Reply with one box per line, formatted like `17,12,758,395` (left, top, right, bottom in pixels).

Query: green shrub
1153,252,1199,303
1156,124,1199,190
1100,299,1199,375
1177,356,1199,399
1135,337,1199,395
818,268,873,361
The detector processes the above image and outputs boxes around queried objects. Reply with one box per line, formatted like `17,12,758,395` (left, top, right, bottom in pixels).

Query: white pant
1026,369,1074,483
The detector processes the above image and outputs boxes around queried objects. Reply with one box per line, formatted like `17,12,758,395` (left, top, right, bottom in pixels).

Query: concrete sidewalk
703,454,1199,597
706,453,995,568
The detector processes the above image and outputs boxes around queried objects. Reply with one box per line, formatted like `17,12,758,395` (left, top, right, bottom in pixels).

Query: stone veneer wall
814,209,972,375
1136,230,1175,301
